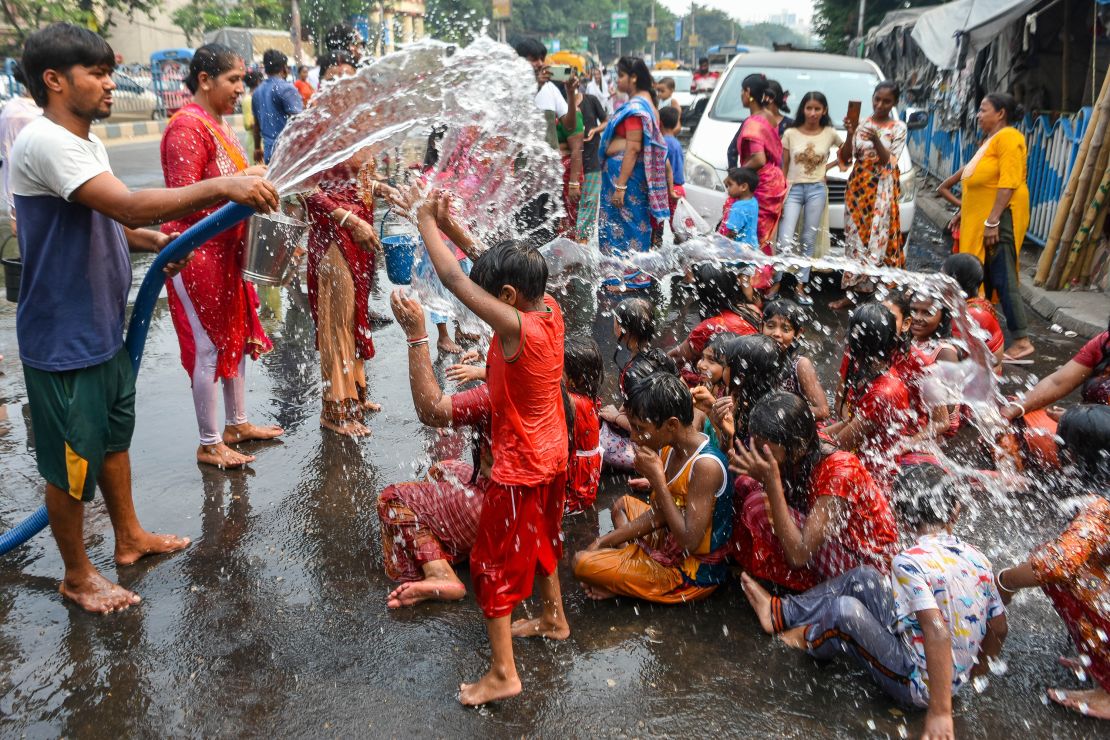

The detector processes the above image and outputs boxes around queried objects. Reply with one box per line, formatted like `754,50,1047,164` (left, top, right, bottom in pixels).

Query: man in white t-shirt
12,23,280,614
0,63,42,233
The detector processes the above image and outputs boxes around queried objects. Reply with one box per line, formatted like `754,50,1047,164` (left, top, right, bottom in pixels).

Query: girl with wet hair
712,334,788,453
669,262,760,370
942,253,1005,370
564,337,604,513
599,348,678,472
826,303,919,487
574,372,734,604
761,299,829,420
730,391,898,592
993,404,1110,721
907,289,960,438
611,296,656,373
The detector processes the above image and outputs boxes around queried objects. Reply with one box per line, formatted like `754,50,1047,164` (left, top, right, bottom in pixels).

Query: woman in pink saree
732,74,787,252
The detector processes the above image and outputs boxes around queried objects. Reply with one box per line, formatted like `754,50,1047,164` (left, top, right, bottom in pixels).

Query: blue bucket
382,234,416,285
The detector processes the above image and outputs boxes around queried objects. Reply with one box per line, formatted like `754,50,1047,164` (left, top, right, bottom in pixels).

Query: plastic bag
671,197,710,242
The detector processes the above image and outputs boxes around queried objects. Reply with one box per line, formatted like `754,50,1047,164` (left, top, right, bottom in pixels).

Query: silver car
683,51,923,235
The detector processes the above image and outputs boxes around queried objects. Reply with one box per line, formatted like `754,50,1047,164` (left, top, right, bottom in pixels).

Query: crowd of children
373,180,1110,733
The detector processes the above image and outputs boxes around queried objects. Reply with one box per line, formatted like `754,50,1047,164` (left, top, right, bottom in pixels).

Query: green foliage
0,0,161,51
814,0,933,55
172,0,288,45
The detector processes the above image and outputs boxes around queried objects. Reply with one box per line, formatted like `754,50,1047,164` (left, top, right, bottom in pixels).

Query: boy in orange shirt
411,189,570,705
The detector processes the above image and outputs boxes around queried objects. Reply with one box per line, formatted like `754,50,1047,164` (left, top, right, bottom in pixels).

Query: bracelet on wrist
995,567,1017,595
406,334,429,346
338,210,352,227
984,219,1000,228
1007,400,1026,418
614,184,628,191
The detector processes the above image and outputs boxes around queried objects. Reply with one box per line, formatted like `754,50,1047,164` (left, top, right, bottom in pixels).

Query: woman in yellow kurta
942,93,1034,362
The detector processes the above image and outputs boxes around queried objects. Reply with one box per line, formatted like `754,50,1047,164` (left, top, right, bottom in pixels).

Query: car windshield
666,73,692,93
710,65,881,124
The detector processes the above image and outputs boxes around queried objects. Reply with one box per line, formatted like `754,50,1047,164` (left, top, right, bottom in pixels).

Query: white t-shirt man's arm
10,117,112,201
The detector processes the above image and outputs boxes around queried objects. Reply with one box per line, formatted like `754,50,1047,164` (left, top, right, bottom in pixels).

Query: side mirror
906,109,929,131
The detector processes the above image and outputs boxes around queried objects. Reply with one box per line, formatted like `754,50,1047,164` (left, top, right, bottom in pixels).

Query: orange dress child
574,436,734,603
566,391,602,514
470,295,569,620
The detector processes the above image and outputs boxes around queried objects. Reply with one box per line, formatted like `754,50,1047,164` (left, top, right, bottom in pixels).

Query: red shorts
470,472,567,619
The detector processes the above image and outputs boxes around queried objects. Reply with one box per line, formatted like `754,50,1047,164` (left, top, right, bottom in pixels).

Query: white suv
683,51,921,235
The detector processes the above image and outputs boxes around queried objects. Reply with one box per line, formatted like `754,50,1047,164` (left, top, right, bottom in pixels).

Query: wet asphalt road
0,141,1100,738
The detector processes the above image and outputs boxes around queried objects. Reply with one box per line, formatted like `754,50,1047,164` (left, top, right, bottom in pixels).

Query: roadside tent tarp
203,28,307,65
911,0,1041,69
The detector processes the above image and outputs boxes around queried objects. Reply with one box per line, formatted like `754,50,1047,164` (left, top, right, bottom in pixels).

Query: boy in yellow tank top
573,372,733,603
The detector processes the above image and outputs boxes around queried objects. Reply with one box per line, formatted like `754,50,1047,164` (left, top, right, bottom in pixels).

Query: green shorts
23,348,136,502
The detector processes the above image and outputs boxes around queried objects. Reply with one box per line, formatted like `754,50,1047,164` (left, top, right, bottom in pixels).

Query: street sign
575,35,589,52
491,0,510,21
646,25,658,42
687,33,699,47
674,19,683,42
610,11,629,39
544,37,561,53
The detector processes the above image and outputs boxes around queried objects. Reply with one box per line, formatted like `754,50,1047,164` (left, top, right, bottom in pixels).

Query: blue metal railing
907,109,1092,246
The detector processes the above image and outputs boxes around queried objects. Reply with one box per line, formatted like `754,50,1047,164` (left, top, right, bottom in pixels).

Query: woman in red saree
733,74,787,252
160,45,283,468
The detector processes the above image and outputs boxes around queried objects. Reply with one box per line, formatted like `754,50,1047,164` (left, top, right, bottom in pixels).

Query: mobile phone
548,64,574,82
846,100,862,127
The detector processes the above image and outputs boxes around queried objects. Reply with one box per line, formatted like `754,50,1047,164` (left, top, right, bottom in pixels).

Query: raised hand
389,288,427,339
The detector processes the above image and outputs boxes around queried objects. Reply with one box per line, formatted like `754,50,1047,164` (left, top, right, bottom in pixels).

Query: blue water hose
0,202,256,556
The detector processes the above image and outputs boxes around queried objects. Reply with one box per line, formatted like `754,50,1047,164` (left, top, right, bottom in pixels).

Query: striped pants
771,566,922,708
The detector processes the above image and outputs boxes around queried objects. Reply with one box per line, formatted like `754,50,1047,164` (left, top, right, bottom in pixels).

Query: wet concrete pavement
0,144,1101,737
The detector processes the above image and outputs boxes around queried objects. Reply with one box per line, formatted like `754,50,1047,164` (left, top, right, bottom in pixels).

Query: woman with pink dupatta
160,44,283,469
725,74,787,253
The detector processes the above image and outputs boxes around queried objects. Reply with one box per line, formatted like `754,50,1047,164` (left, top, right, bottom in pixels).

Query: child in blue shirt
718,167,759,248
659,106,685,192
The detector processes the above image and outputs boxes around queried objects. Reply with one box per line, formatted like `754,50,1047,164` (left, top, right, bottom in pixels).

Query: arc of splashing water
0,202,255,556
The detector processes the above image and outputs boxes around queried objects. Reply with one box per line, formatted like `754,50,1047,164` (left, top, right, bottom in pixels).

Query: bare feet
60,569,142,613
582,583,617,600
778,625,809,650
827,296,854,310
387,577,467,608
437,336,463,355
1058,656,1086,673
115,530,191,566
740,572,774,635
510,616,570,640
1048,687,1110,720
1003,340,1036,364
197,442,255,469
363,400,382,413
459,669,522,706
222,422,284,444
320,416,372,437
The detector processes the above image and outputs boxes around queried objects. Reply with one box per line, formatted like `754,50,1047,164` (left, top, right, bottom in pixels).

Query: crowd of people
6,22,1110,738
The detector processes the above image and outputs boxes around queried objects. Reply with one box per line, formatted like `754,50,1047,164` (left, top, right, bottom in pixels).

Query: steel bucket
241,212,309,286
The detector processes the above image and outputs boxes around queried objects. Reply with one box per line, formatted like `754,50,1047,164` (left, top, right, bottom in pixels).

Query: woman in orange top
940,93,1034,363
160,44,283,469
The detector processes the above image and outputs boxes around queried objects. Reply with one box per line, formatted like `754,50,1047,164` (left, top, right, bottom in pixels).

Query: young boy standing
412,189,570,706
742,463,1008,738
13,23,279,613
719,166,759,248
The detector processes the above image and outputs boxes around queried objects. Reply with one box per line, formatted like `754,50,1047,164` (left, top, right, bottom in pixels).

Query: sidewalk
914,178,1109,338
95,114,245,144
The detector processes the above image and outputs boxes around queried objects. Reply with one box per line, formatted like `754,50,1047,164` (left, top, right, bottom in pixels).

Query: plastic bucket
1,236,20,303
382,234,416,285
241,211,308,286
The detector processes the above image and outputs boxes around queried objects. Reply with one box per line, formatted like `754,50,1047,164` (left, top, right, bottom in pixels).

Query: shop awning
911,0,1042,69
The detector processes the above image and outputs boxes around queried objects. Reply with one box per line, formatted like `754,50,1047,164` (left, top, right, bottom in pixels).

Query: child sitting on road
573,372,733,603
413,188,569,706
942,253,1004,372
669,261,760,374
601,348,678,471
909,289,960,437
741,462,1008,737
730,391,898,592
565,336,604,514
761,299,829,420
718,167,760,248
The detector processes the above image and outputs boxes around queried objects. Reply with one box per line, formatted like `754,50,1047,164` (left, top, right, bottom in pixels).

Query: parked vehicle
107,71,159,121
683,50,926,234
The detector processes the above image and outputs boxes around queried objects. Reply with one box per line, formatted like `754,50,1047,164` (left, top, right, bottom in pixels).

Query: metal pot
241,211,309,286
